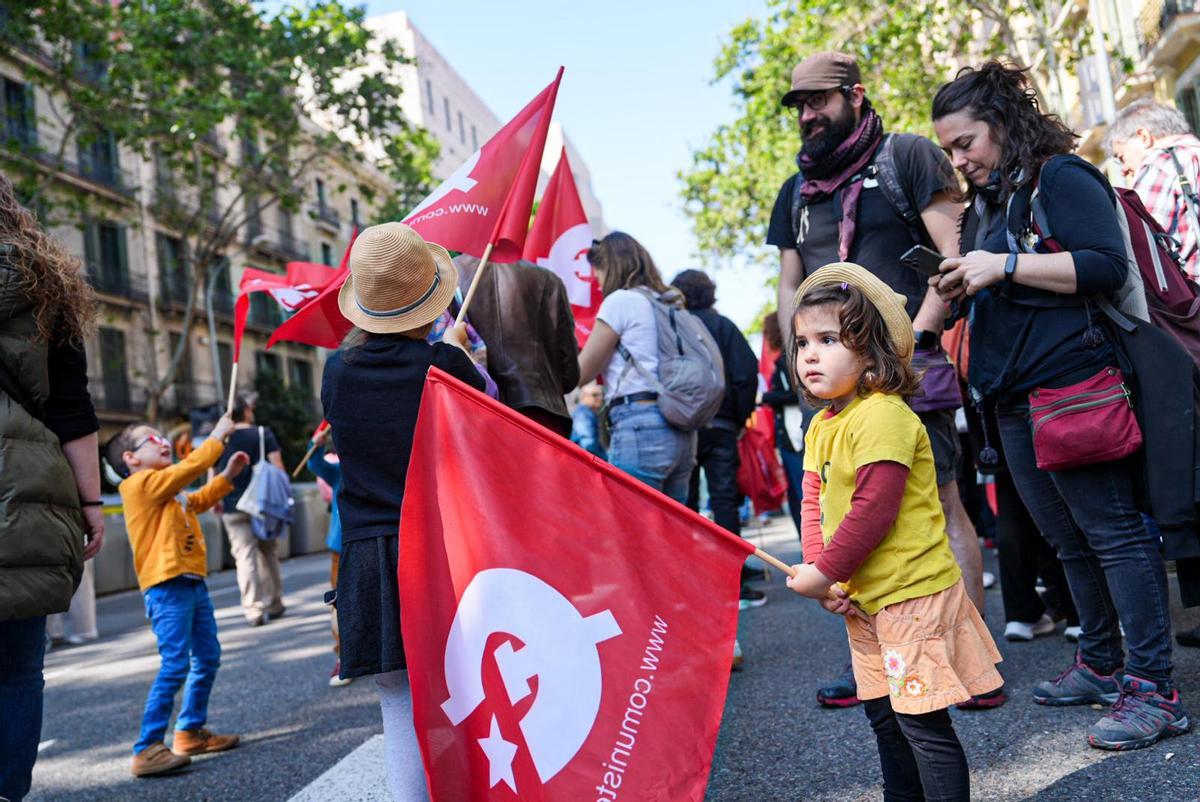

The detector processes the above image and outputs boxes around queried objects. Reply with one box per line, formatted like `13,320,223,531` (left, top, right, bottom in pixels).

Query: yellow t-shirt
803,392,960,614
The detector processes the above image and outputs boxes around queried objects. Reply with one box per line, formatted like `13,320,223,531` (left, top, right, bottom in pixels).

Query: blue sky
271,0,777,329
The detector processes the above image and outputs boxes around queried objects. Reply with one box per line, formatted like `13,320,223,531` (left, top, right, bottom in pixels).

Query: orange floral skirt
846,578,1003,715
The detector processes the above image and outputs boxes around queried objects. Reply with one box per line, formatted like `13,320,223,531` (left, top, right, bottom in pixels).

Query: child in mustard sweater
783,264,1003,801
106,413,249,778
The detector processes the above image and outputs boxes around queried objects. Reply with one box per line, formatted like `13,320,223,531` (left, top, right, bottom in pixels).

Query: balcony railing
167,381,220,416
153,187,224,231
86,262,149,303
157,268,192,310
245,223,309,262
2,127,139,199
210,285,235,317
89,378,146,415
313,203,341,230
1140,0,1199,56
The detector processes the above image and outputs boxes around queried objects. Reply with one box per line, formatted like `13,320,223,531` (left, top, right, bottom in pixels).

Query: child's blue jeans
135,576,221,754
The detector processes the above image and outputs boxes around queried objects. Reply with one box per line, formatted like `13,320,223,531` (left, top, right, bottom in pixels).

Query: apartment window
99,327,130,410
1178,82,1200,136
288,358,314,396
156,233,187,306
350,198,360,228
471,125,478,151
77,127,120,188
458,111,465,144
2,76,36,148
320,242,333,266
169,332,194,411
444,97,451,131
83,220,129,296
316,177,327,209
425,79,434,113
216,341,233,387
255,351,281,379
212,258,234,315
250,286,283,328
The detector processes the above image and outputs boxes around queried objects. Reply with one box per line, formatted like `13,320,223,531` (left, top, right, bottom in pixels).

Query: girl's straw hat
337,223,458,334
793,262,915,363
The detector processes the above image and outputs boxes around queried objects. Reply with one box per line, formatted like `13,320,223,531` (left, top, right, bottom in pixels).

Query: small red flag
522,148,601,347
264,228,359,350
231,263,342,361
400,368,751,801
403,69,563,263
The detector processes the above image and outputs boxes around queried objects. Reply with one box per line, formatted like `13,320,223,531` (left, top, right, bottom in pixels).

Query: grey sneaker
1087,676,1190,751
1033,653,1122,706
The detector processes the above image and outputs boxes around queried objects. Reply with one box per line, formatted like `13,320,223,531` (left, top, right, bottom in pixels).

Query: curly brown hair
931,61,1079,202
788,284,921,407
0,173,97,344
586,231,670,298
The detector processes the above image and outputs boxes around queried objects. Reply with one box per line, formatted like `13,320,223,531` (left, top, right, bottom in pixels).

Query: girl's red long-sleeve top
801,461,910,582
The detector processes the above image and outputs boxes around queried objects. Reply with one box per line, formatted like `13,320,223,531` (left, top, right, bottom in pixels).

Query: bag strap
258,425,265,462
1166,147,1200,235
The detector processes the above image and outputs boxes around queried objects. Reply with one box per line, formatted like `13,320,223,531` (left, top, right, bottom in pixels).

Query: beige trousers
222,512,283,621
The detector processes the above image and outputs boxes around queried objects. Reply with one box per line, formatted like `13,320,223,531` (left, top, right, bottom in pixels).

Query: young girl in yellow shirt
784,263,1002,801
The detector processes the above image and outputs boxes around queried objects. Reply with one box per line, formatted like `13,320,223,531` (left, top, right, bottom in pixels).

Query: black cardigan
322,335,484,543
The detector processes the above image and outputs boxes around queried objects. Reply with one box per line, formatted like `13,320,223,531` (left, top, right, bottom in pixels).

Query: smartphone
900,245,946,277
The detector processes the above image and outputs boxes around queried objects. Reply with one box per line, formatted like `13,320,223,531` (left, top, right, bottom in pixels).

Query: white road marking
287,734,390,802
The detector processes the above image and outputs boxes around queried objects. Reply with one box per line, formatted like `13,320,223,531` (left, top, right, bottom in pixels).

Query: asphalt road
27,517,1200,801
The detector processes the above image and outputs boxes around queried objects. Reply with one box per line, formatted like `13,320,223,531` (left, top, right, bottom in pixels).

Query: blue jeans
996,409,1173,683
607,403,696,504
778,447,806,540
0,616,47,802
135,577,222,753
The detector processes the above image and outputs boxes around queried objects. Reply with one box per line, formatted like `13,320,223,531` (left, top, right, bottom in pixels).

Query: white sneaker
982,571,996,589
1004,614,1056,642
1064,625,1082,642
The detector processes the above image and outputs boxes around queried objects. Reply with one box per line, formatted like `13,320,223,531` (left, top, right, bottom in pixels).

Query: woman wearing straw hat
321,222,485,800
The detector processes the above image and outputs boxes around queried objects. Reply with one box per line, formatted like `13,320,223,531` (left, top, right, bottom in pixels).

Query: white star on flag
477,714,518,792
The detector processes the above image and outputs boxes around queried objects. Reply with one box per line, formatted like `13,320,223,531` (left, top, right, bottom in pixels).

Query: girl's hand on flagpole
441,323,470,353
785,562,834,598
312,426,330,448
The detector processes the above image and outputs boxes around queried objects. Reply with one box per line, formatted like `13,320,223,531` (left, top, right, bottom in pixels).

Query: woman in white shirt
576,232,697,502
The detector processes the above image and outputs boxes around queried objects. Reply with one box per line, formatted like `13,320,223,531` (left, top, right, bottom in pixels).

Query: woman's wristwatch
1004,252,1019,285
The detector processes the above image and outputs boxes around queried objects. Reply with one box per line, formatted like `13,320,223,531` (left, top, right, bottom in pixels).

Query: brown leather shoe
172,728,240,756
132,743,191,777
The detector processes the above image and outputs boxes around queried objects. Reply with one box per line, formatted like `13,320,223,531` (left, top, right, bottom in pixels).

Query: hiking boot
172,728,240,756
738,585,767,610
329,659,353,688
1087,676,1190,751
1033,653,1122,706
957,685,1008,710
1004,614,1057,642
132,743,191,777
816,663,860,708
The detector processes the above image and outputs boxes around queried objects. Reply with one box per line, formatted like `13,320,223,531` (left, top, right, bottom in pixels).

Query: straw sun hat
337,223,458,334
793,262,915,363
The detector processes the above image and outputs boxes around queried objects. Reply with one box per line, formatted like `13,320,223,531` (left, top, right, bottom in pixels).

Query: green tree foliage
679,0,1083,268
0,0,439,416
252,367,315,475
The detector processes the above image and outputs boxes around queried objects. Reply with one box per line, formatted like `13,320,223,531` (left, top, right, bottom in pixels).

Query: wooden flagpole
225,361,239,415
454,242,496,327
291,421,331,479
753,547,795,578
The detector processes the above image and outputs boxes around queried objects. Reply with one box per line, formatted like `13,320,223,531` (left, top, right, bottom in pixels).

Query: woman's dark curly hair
931,61,1079,201
0,173,96,344
788,284,921,407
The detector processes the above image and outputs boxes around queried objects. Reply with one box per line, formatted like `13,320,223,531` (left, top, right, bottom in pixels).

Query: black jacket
455,256,579,428
691,308,758,427
1107,314,1200,606
322,335,484,544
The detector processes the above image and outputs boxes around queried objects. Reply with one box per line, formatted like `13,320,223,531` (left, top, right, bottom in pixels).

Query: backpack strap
610,289,666,398
258,425,265,462
1166,147,1200,236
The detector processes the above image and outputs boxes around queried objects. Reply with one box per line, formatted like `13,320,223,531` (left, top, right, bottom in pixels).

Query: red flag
264,228,358,350
403,69,563,263
522,148,601,347
231,263,342,361
400,368,752,801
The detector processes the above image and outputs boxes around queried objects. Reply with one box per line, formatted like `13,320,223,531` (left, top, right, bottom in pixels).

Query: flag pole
454,242,495,327
753,547,796,578
225,361,238,415
292,440,320,479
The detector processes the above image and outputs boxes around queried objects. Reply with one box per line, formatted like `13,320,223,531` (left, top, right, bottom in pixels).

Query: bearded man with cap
321,222,485,801
767,51,1000,710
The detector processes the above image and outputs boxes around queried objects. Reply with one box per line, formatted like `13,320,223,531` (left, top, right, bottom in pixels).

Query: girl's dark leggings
862,697,969,802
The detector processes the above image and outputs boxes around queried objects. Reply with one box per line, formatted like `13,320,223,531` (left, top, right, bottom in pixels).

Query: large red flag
231,263,342,360
403,69,563,263
400,368,752,801
522,148,601,347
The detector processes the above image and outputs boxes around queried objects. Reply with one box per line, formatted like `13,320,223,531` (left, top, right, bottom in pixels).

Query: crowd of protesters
4,45,1200,802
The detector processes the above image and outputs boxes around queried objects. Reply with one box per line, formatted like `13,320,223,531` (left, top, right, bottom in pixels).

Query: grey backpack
611,287,726,430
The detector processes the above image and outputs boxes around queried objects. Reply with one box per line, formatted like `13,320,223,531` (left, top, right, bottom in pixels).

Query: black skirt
335,535,404,679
